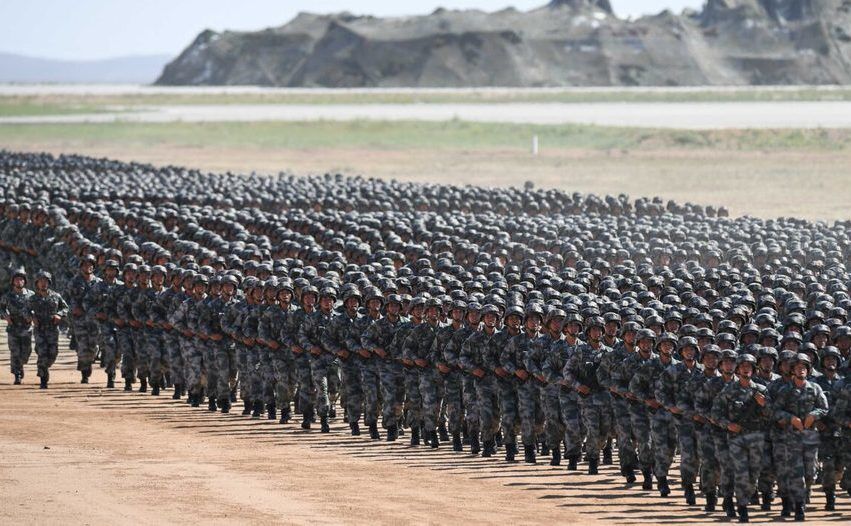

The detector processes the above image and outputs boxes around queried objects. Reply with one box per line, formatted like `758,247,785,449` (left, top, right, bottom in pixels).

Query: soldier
565,316,612,474
432,299,467,451
288,285,318,428
197,275,225,411
830,369,851,499
493,305,524,461
362,293,405,440
531,308,565,465
503,304,546,464
68,254,101,383
357,287,386,439
814,347,844,510
646,332,680,497
298,286,336,432
396,296,426,445
214,274,240,413
84,259,120,388
322,287,365,435
702,348,739,517
626,328,657,488
470,304,502,457
459,303,497,454
28,270,68,389
753,346,781,510
599,320,640,482
773,353,829,522
0,267,33,384
407,297,443,448
239,278,266,417
770,349,798,516
145,265,169,396
114,263,138,391
257,280,295,423
130,265,153,392
712,353,771,522
159,268,185,400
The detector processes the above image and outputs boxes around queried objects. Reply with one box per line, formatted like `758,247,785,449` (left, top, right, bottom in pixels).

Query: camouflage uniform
753,370,782,502
434,322,466,437
0,287,33,379
144,286,168,390
362,313,405,430
356,312,383,428
598,340,638,474
83,277,119,381
198,293,226,403
657,361,703,489
544,336,583,461
157,285,182,391
773,378,829,506
405,320,442,436
460,326,497,445
681,368,721,499
258,302,294,418
830,378,851,495
221,297,250,404
503,331,545,448
566,341,612,462
28,288,68,381
491,328,522,450
114,281,137,383
286,306,315,418
813,372,843,498
527,332,562,454
392,317,422,431
298,308,334,418
68,273,101,374
699,374,736,500
215,294,240,404
642,354,680,480
322,310,365,426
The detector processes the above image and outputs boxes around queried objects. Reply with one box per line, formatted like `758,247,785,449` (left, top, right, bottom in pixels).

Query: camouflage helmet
11,266,27,283
636,328,656,343
105,259,120,270
34,269,52,285
701,344,722,358
504,305,524,321
736,353,757,369
720,349,739,362
794,353,812,369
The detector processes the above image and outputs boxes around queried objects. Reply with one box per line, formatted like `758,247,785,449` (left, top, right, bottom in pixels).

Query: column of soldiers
1,151,851,523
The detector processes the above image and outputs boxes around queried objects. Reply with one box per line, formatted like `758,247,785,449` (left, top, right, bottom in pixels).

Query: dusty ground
6,142,850,221
1,329,848,525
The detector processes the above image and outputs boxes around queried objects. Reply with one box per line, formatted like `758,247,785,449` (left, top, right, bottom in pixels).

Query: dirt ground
6,143,851,221
1,329,848,525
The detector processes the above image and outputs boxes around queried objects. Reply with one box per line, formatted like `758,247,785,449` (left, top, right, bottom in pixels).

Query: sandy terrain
3,102,851,129
0,329,848,525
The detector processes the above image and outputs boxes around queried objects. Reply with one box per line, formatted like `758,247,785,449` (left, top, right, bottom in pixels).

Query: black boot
279,407,291,424
139,377,147,393
550,445,561,466
267,403,276,421
81,370,89,384
540,442,550,456
40,375,48,389
452,433,463,452
438,423,449,442
350,421,361,436
794,502,805,522
410,426,421,446
684,483,696,505
252,400,263,418
220,399,230,414
588,456,598,475
191,393,201,407
470,435,481,455
780,497,792,517
320,415,330,433
750,492,759,505
124,378,133,391
524,445,536,464
151,381,160,396
723,496,736,518
482,439,495,457
369,423,380,440
737,505,749,523
301,410,313,429
329,406,337,419
429,430,439,449
567,455,578,471
641,468,653,490
625,466,636,484
602,444,613,465
704,492,717,512
208,397,217,412
386,424,398,442
760,491,773,511
172,384,181,399
230,388,237,403
242,399,252,415
825,489,836,511
13,372,21,385
658,476,671,497
106,375,114,389
505,443,517,462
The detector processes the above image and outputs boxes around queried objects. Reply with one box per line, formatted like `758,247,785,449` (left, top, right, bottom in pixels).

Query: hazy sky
0,1,705,61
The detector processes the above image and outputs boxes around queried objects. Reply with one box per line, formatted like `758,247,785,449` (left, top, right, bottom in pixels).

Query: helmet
778,350,797,363
34,270,52,285
720,349,739,362
525,303,545,320
481,304,501,317
11,266,27,283
105,259,120,270
701,344,722,358
820,346,842,364
678,336,698,352
151,265,167,276
80,254,96,267
425,297,442,309
584,315,604,330
758,346,779,363
504,305,524,321
736,353,757,369
794,353,812,369
621,321,641,335
320,287,338,300
636,328,656,343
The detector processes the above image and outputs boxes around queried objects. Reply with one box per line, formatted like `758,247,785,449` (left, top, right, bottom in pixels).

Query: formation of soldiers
1,150,850,522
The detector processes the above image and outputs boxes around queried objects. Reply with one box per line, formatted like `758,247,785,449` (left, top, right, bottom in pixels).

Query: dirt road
0,330,848,525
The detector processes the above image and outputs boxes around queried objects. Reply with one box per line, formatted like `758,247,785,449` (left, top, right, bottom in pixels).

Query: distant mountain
156,0,851,87
0,52,172,84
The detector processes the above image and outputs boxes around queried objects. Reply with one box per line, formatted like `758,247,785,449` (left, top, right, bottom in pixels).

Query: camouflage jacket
388,318,420,363
258,303,291,347
404,320,442,368
219,296,246,341
628,352,669,402
712,379,772,431
543,336,580,387
82,278,118,322
321,310,362,359
0,288,33,334
525,333,558,385
68,274,101,322
565,341,612,399
429,322,461,369
361,314,405,359
297,308,333,353
113,284,137,325
773,379,829,424
597,341,631,393
500,331,538,379
240,302,266,341
28,289,68,329
656,361,703,410
487,328,521,375
679,368,719,422
459,326,495,374
753,371,781,387
284,307,311,350
830,378,851,431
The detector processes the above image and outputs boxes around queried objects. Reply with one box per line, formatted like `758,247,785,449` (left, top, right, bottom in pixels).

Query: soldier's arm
808,384,829,420
320,317,342,354
654,367,676,408
56,294,69,319
772,387,795,424
459,334,477,372
500,338,517,375
710,389,730,428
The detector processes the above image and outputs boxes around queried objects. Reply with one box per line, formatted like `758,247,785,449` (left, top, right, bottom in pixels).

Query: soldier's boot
658,476,671,497
602,444,613,465
824,489,836,511
151,381,160,396
40,375,48,389
13,372,21,385
723,496,736,518
625,466,637,484
429,431,439,449
684,484,696,505
438,424,449,442
230,388,237,403
242,399,252,416
301,409,313,430
124,378,132,392
495,432,503,448
704,492,717,512
139,377,147,393
81,370,89,384
588,456,599,475
780,497,792,517
252,400,263,419
410,426,421,446
369,423,380,440
220,399,231,414
750,492,759,505
794,502,805,522
350,421,361,436
760,491,773,511
106,374,114,389
482,440,495,457
328,406,337,419
208,397,217,412
280,407,291,424
267,403,276,421
550,446,561,466
386,424,398,442
504,443,517,462
320,415,330,433
452,433,463,452
737,505,749,523
191,393,201,408
524,445,537,464
567,455,578,471
470,435,481,455
641,468,653,490
540,442,550,456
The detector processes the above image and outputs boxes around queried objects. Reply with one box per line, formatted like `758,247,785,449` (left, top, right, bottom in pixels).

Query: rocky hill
155,0,851,87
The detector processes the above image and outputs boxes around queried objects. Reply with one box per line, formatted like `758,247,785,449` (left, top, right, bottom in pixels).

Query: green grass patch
0,101,108,117
0,120,848,152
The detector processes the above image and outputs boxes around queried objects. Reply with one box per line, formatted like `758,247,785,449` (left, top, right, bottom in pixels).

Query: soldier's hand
803,414,816,429
790,416,804,431
535,374,546,384
693,415,706,424
494,367,508,378
414,358,427,368
52,315,61,325
515,369,529,381
374,348,387,358
668,406,682,415
727,423,742,433
473,368,485,378
646,399,661,409
291,346,302,354
96,313,107,320
437,363,451,374
72,307,83,317
576,384,590,395
357,349,371,359
309,346,321,356
211,333,223,341
337,350,350,360
753,392,766,407
32,319,39,327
